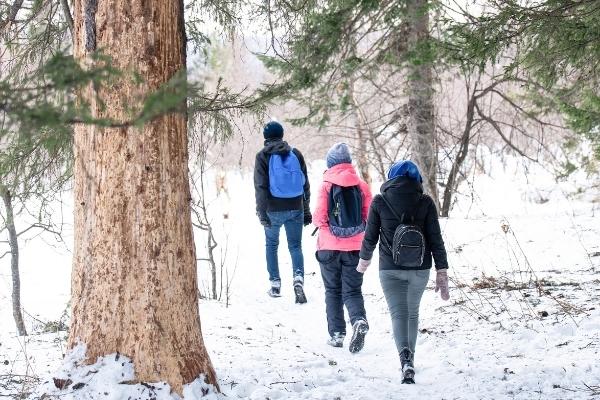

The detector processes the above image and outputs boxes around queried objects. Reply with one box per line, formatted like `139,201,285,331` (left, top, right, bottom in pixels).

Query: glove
303,199,311,226
356,258,371,273
435,269,450,301
303,211,312,226
258,212,271,228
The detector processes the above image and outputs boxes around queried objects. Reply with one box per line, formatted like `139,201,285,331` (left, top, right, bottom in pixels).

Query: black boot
400,348,415,384
348,319,369,354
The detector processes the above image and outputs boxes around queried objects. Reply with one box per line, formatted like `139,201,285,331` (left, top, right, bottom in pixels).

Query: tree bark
0,186,28,336
69,0,217,394
406,0,439,208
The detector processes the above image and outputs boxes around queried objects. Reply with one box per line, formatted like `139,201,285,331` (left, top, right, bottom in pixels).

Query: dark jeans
316,250,366,337
264,210,304,283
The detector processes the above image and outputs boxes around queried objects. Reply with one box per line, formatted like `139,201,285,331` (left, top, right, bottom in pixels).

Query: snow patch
29,344,221,400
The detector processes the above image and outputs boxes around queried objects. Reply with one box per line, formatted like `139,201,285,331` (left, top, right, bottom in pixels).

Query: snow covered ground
1,159,599,399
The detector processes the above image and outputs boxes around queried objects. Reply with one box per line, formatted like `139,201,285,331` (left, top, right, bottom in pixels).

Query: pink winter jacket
314,163,373,251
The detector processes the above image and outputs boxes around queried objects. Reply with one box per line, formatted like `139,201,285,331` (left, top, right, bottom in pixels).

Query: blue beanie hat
387,160,423,183
263,121,284,139
326,143,352,168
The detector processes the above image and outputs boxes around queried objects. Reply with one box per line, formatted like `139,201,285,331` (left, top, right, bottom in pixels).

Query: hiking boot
348,319,369,353
293,283,307,304
400,347,415,384
293,276,307,304
268,280,281,298
327,332,345,348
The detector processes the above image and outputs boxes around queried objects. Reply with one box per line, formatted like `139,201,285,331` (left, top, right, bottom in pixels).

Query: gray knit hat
326,142,352,168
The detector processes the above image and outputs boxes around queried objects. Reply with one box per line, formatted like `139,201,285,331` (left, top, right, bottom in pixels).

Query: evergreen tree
2,0,262,392
260,0,443,204
446,0,600,160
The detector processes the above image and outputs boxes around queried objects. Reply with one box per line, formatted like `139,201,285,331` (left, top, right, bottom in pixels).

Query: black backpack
380,194,425,267
328,184,365,238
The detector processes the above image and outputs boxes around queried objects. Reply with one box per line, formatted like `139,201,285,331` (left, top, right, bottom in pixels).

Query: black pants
316,250,367,337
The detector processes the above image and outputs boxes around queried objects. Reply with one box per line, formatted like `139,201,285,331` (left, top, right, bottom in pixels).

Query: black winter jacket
254,139,310,219
359,176,448,270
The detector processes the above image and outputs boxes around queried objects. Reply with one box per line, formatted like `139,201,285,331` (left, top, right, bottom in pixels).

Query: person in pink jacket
313,143,373,353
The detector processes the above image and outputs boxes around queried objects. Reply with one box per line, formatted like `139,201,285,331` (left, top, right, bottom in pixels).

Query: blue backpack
269,149,305,198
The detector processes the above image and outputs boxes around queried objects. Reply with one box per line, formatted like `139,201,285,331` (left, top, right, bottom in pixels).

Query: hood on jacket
380,175,423,194
323,163,361,187
263,138,292,155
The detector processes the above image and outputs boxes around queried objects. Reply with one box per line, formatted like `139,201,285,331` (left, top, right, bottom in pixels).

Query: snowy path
4,257,597,400
1,170,599,399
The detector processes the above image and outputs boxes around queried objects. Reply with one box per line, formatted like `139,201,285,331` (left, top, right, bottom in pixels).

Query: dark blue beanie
387,160,423,183
263,121,284,139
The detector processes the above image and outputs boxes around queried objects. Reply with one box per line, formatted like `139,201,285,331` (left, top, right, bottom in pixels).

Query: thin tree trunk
69,0,217,394
208,228,218,300
0,186,27,336
441,96,476,217
406,0,439,208
348,80,371,185
368,135,387,182
196,137,218,300
0,0,25,30
355,124,372,185
59,0,74,37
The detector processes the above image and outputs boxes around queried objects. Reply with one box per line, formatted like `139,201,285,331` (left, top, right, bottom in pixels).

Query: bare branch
475,103,538,162
17,223,63,238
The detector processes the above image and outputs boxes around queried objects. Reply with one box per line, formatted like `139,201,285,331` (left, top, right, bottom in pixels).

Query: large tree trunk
0,186,28,336
69,0,217,394
406,0,439,208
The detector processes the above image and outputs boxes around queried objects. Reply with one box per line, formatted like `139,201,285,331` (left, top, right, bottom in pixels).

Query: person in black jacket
254,121,311,302
357,160,449,384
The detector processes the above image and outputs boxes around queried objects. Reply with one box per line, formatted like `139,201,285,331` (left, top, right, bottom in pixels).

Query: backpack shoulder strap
328,183,339,206
378,194,396,252
380,193,403,223
411,194,426,226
